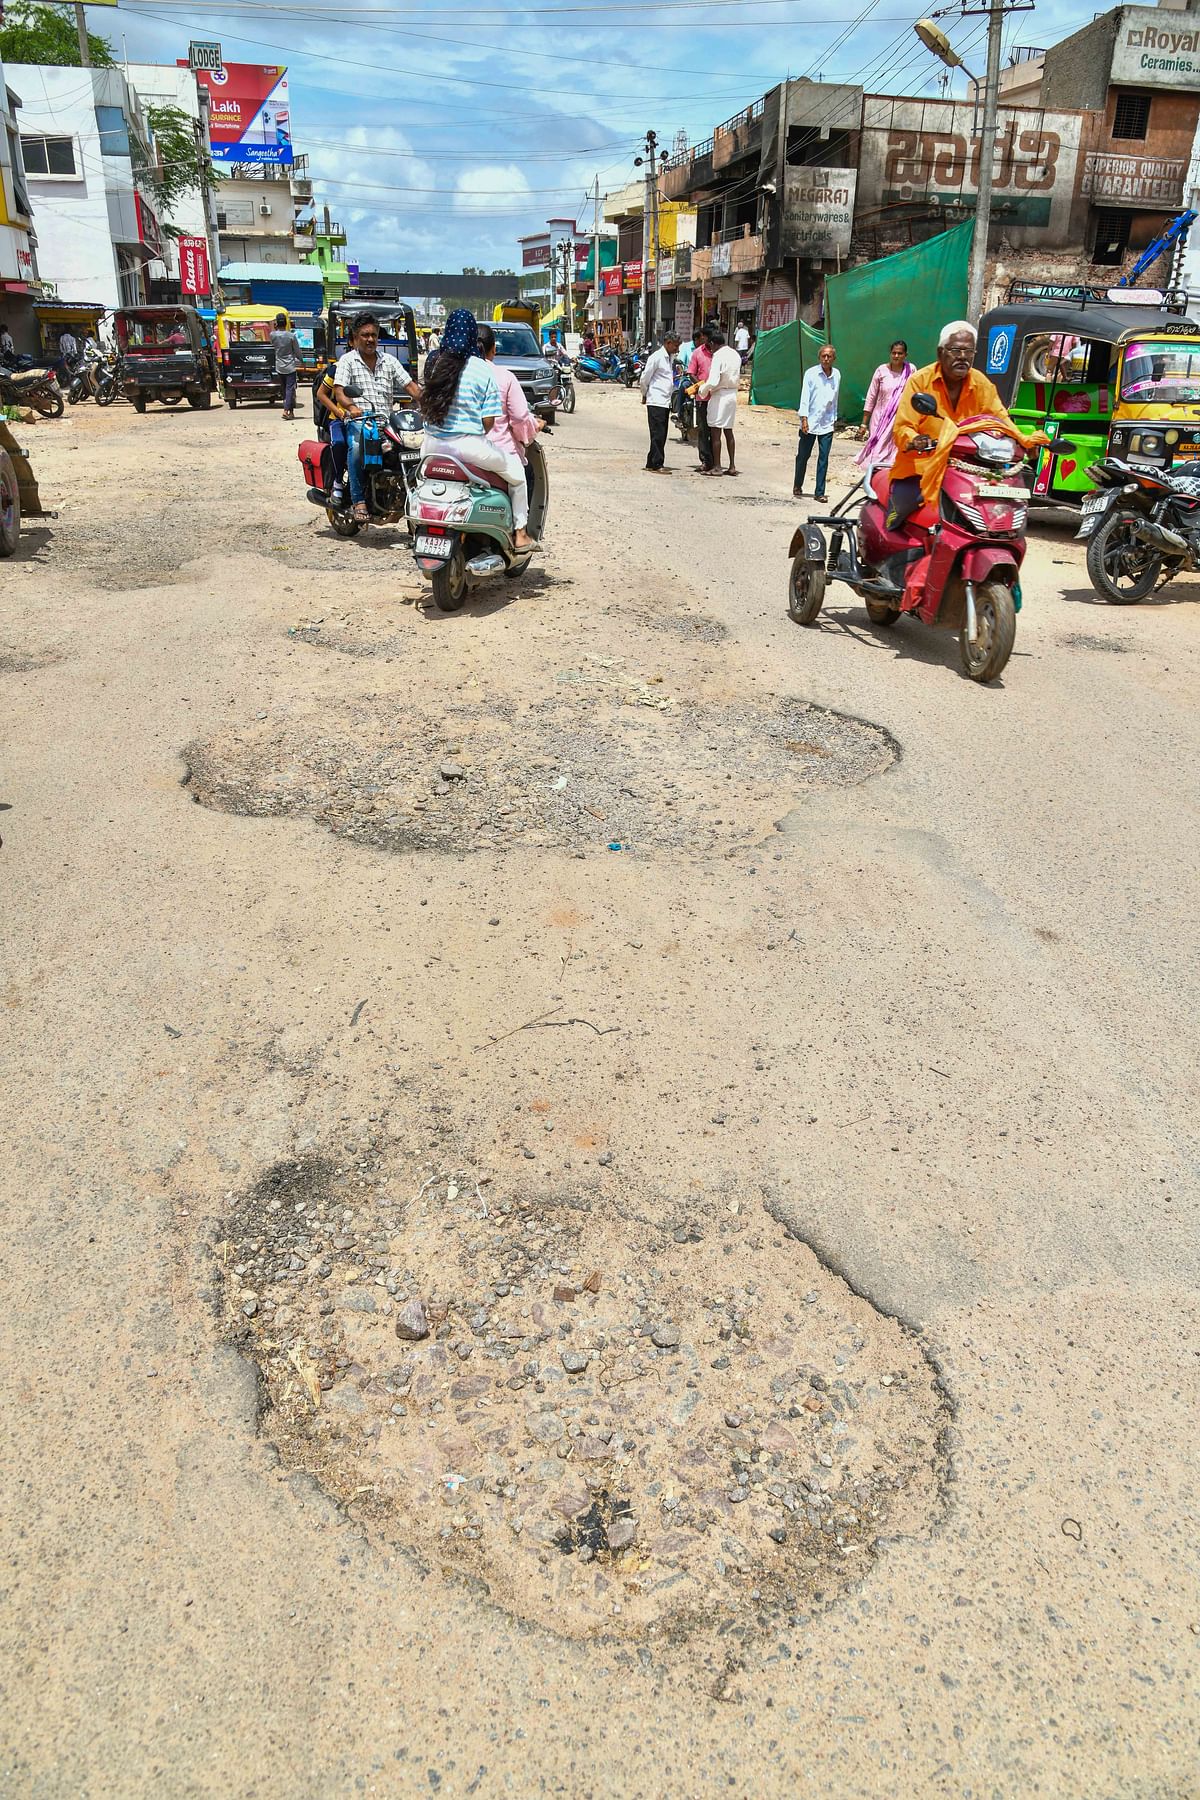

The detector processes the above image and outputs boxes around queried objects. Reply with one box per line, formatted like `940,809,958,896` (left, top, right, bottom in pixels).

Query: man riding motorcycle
888,320,1042,526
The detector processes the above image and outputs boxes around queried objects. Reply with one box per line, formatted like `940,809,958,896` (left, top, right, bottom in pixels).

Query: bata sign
781,166,856,259
1112,7,1200,88
178,235,211,295
1081,151,1186,205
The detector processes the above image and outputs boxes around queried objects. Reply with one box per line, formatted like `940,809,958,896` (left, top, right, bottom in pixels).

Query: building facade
123,62,219,303
0,55,39,350
15,66,161,309
215,155,314,266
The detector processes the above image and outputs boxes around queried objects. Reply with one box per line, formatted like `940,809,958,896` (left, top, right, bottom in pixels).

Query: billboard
781,167,857,259
1112,8,1200,90
178,235,211,296
184,62,293,166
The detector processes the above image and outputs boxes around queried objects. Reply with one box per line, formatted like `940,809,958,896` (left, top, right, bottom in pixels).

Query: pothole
646,611,729,645
1060,633,1130,654
0,645,65,673
184,666,896,855
215,1156,949,1645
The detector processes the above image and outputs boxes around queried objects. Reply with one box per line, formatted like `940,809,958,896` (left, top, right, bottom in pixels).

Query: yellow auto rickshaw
1107,319,1200,471
216,304,287,408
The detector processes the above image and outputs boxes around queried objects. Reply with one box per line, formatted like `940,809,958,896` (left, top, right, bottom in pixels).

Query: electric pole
637,129,658,345
74,1,92,66
591,174,601,339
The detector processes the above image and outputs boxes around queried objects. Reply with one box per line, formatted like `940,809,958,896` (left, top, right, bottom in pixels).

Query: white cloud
452,164,533,214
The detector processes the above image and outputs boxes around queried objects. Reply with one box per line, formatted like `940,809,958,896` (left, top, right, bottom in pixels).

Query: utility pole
915,3,1029,321
74,1,92,67
637,129,658,345
591,174,601,339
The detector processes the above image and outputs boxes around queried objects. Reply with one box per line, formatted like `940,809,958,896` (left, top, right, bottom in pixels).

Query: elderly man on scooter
888,319,1034,526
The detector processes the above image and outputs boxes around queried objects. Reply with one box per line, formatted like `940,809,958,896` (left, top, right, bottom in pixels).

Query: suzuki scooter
406,435,550,611
785,395,1071,683
574,350,624,384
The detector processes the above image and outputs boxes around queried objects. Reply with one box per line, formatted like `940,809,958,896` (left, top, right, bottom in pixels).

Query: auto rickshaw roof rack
1004,280,1190,314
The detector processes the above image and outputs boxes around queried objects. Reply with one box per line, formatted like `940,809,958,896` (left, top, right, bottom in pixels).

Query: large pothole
216,1154,949,1645
185,668,896,855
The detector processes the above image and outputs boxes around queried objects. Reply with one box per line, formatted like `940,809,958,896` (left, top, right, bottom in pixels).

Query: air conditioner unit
259,201,271,217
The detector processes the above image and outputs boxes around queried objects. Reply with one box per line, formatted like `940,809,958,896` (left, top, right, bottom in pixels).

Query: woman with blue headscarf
421,308,538,550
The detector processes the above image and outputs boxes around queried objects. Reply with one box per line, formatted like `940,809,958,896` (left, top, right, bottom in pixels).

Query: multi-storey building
0,53,39,351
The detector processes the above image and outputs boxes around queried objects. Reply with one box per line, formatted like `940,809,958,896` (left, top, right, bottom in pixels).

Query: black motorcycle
555,362,576,415
300,386,423,537
0,363,64,419
1078,456,1200,603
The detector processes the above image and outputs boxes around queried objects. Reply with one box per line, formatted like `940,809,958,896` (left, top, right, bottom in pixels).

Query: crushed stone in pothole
184,667,896,855
216,1156,949,1644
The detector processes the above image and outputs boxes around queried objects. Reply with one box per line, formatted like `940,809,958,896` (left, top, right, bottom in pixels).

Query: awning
0,280,32,294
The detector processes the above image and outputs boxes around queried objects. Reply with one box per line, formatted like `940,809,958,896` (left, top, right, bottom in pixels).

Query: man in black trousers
639,331,680,472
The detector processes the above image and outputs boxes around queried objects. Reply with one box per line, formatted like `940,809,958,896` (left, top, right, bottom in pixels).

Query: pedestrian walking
269,311,303,419
734,319,752,363
795,344,840,501
639,331,679,471
855,339,914,473
699,330,743,476
687,329,715,471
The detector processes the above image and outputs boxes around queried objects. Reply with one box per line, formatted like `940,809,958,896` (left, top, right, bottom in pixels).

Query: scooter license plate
1080,493,1108,514
982,484,1030,501
414,534,452,559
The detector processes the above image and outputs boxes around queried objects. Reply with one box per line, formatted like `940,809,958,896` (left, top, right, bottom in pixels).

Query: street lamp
914,8,1004,322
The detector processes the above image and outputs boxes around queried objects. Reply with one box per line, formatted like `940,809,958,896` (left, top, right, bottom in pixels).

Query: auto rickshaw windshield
1120,338,1200,401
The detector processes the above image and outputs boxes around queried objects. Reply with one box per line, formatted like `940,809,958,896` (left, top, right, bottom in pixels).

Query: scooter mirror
342,382,362,398
1050,439,1077,455
912,393,939,417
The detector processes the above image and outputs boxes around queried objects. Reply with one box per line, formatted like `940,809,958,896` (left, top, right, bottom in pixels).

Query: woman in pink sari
855,339,914,472
478,324,543,499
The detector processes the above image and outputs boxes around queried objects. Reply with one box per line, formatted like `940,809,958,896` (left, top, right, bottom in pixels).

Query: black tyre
132,393,147,414
95,377,116,407
960,580,1016,683
787,556,826,625
561,384,575,415
187,391,212,410
1086,508,1163,604
68,380,84,405
226,391,239,410
431,546,468,611
34,388,65,419
865,598,901,626
0,448,19,556
326,506,361,537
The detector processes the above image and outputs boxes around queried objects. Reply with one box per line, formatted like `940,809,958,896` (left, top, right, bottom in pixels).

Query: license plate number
982,484,1029,501
415,534,452,558
1081,493,1108,513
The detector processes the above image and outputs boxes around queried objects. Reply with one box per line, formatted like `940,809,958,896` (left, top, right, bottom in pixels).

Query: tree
137,103,215,237
0,0,114,66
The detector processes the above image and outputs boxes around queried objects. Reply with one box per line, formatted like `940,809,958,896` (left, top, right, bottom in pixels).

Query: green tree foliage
139,103,215,235
0,0,114,66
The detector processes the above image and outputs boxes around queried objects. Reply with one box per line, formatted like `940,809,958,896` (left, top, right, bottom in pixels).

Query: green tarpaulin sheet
824,220,972,419
749,317,824,412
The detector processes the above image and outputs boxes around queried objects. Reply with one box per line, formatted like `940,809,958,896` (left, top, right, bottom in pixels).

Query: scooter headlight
400,429,423,448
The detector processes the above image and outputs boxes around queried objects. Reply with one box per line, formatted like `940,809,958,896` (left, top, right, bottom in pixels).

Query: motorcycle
673,363,696,443
785,394,1072,683
0,364,64,419
1076,455,1200,603
574,349,625,384
68,351,119,406
407,432,551,612
297,387,423,538
555,361,576,415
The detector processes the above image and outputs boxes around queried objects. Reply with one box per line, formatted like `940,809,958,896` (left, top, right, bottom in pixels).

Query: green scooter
407,436,550,612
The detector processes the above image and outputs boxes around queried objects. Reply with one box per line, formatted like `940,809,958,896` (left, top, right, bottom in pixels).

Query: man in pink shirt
687,330,715,472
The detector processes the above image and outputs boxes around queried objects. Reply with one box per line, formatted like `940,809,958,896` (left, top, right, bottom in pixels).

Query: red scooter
786,395,1068,683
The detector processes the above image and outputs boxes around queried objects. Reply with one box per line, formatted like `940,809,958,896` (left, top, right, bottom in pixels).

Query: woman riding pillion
478,322,545,505
420,309,539,553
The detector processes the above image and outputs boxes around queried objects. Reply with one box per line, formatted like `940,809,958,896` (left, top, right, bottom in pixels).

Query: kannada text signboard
183,62,293,166
178,235,211,296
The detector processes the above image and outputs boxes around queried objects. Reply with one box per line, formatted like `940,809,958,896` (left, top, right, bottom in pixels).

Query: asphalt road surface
2,388,1197,1797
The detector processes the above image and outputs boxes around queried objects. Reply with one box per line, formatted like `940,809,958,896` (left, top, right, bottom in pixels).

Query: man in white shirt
734,320,751,360
639,330,680,472
333,312,422,523
795,343,840,501
698,330,744,475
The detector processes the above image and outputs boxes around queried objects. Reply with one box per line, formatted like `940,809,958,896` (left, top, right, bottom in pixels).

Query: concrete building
15,65,162,309
123,62,219,302
305,205,350,304
215,155,314,266
0,54,39,352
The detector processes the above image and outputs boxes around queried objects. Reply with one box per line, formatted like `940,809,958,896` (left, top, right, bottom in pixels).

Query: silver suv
489,323,557,422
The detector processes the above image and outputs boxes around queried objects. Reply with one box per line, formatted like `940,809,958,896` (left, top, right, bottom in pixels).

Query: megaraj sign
781,167,857,259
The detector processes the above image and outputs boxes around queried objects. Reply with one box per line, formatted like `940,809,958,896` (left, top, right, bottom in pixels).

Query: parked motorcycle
786,395,1072,683
68,351,119,406
574,349,625,384
407,434,551,611
297,389,423,537
1076,455,1200,603
0,364,64,419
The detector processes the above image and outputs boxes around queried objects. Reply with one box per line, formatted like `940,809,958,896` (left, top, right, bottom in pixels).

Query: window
1112,90,1151,141
95,106,130,157
1092,207,1131,264
6,126,31,218
20,134,77,177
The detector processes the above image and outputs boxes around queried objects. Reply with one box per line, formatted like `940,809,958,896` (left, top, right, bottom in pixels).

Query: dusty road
2,387,1197,1798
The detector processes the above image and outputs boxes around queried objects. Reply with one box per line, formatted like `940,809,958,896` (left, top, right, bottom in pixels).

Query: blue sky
96,0,1100,273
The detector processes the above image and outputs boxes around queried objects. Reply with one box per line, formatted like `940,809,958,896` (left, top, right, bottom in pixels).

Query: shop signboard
673,292,695,339
183,61,294,166
624,259,643,291
178,234,211,295
188,42,223,73
710,242,731,278
600,267,623,296
781,167,856,259
1080,151,1186,205
656,252,676,290
1111,8,1200,90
